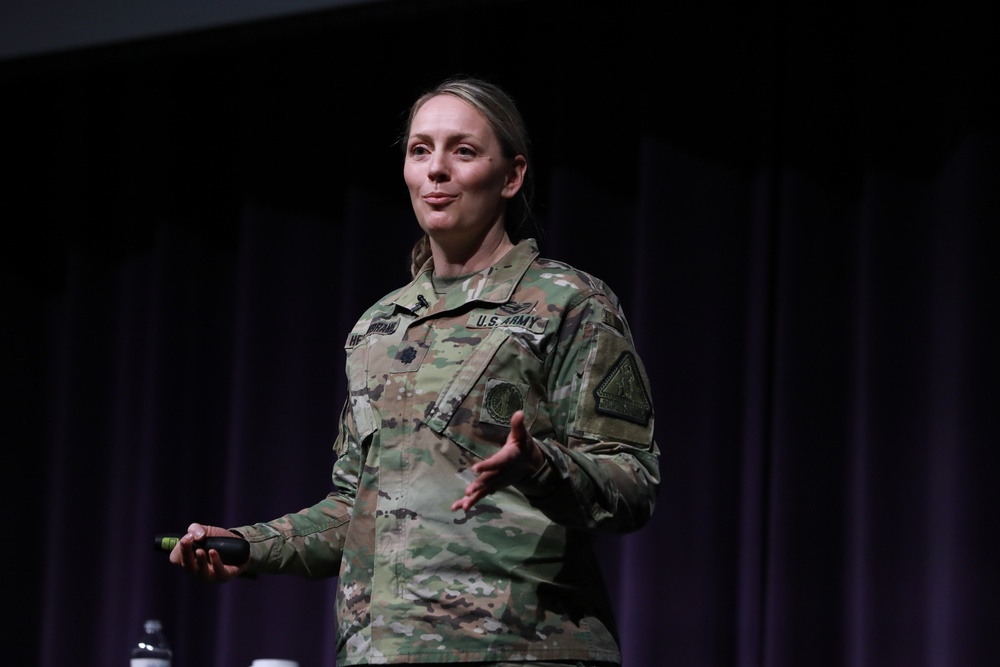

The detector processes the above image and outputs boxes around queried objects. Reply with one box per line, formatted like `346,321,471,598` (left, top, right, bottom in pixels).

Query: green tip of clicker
154,534,181,552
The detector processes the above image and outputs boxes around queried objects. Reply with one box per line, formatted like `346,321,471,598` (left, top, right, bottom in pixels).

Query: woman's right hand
168,522,250,582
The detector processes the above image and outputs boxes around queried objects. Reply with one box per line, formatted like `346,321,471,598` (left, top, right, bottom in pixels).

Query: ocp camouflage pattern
234,239,660,664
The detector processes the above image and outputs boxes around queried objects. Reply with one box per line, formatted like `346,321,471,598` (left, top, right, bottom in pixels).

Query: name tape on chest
347,318,400,348
466,312,547,334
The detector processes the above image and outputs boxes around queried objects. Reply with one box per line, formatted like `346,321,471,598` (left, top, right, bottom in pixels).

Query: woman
172,76,661,666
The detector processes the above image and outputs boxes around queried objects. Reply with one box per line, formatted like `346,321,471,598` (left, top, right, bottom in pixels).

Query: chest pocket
422,326,510,437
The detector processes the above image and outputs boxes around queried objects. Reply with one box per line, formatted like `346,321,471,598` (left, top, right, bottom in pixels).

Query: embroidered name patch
347,318,400,348
346,331,364,349
593,351,653,426
466,312,547,334
366,319,399,336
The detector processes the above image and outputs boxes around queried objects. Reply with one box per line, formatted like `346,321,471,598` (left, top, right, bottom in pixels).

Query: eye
408,144,430,158
456,145,476,158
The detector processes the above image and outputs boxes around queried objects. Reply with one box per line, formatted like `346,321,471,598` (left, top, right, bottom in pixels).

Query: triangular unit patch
593,351,652,426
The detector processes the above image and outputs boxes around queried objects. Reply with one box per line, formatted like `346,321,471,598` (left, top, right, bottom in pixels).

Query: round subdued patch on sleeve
480,378,528,426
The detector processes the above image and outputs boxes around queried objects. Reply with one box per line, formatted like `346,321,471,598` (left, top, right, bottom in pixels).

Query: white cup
251,661,299,667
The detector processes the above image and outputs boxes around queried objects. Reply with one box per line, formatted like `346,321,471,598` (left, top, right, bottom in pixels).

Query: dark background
0,0,375,60
3,0,998,665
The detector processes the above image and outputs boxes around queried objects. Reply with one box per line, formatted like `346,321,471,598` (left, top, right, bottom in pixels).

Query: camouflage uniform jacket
234,238,660,664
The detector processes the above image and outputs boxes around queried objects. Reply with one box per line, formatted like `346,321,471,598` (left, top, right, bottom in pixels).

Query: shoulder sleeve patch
571,323,655,442
593,350,653,426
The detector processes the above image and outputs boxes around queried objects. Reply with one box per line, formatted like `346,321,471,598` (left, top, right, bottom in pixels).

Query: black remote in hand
153,532,250,565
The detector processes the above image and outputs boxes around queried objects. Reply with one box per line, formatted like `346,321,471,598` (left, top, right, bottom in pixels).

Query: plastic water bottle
130,619,172,666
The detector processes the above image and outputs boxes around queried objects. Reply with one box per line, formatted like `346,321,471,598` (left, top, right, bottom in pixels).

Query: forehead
409,94,493,139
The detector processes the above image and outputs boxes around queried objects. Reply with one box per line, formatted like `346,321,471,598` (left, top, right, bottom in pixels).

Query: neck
430,226,514,277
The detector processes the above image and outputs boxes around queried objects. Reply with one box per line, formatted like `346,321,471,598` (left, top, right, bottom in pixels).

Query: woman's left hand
451,410,545,512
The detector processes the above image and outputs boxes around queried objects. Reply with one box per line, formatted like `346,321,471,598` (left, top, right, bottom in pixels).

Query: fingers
170,524,240,582
451,482,490,512
176,531,206,570
205,549,232,580
509,409,528,443
169,522,206,564
450,465,492,511
186,522,207,538
184,545,234,581
471,441,519,474
452,410,540,512
452,449,517,511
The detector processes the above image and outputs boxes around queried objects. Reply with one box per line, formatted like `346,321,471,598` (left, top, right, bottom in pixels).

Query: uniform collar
393,238,539,313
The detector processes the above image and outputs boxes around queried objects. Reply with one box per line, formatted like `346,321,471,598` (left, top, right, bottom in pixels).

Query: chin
420,216,461,235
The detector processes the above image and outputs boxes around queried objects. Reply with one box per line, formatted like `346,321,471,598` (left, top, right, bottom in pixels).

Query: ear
500,155,527,199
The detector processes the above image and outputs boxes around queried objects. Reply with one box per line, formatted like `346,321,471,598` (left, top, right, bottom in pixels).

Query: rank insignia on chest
389,341,429,373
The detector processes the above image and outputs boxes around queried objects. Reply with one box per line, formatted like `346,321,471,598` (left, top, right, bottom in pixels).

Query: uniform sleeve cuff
515,439,559,497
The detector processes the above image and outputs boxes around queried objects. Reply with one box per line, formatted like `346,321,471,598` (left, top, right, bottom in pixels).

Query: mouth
423,192,457,206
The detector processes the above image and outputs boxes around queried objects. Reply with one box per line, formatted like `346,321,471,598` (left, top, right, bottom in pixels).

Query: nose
427,152,449,182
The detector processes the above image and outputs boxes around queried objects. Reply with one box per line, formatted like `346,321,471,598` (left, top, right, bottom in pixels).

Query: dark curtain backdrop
3,1,998,666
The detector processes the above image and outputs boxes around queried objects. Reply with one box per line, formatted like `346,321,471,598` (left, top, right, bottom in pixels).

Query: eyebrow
408,131,478,145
